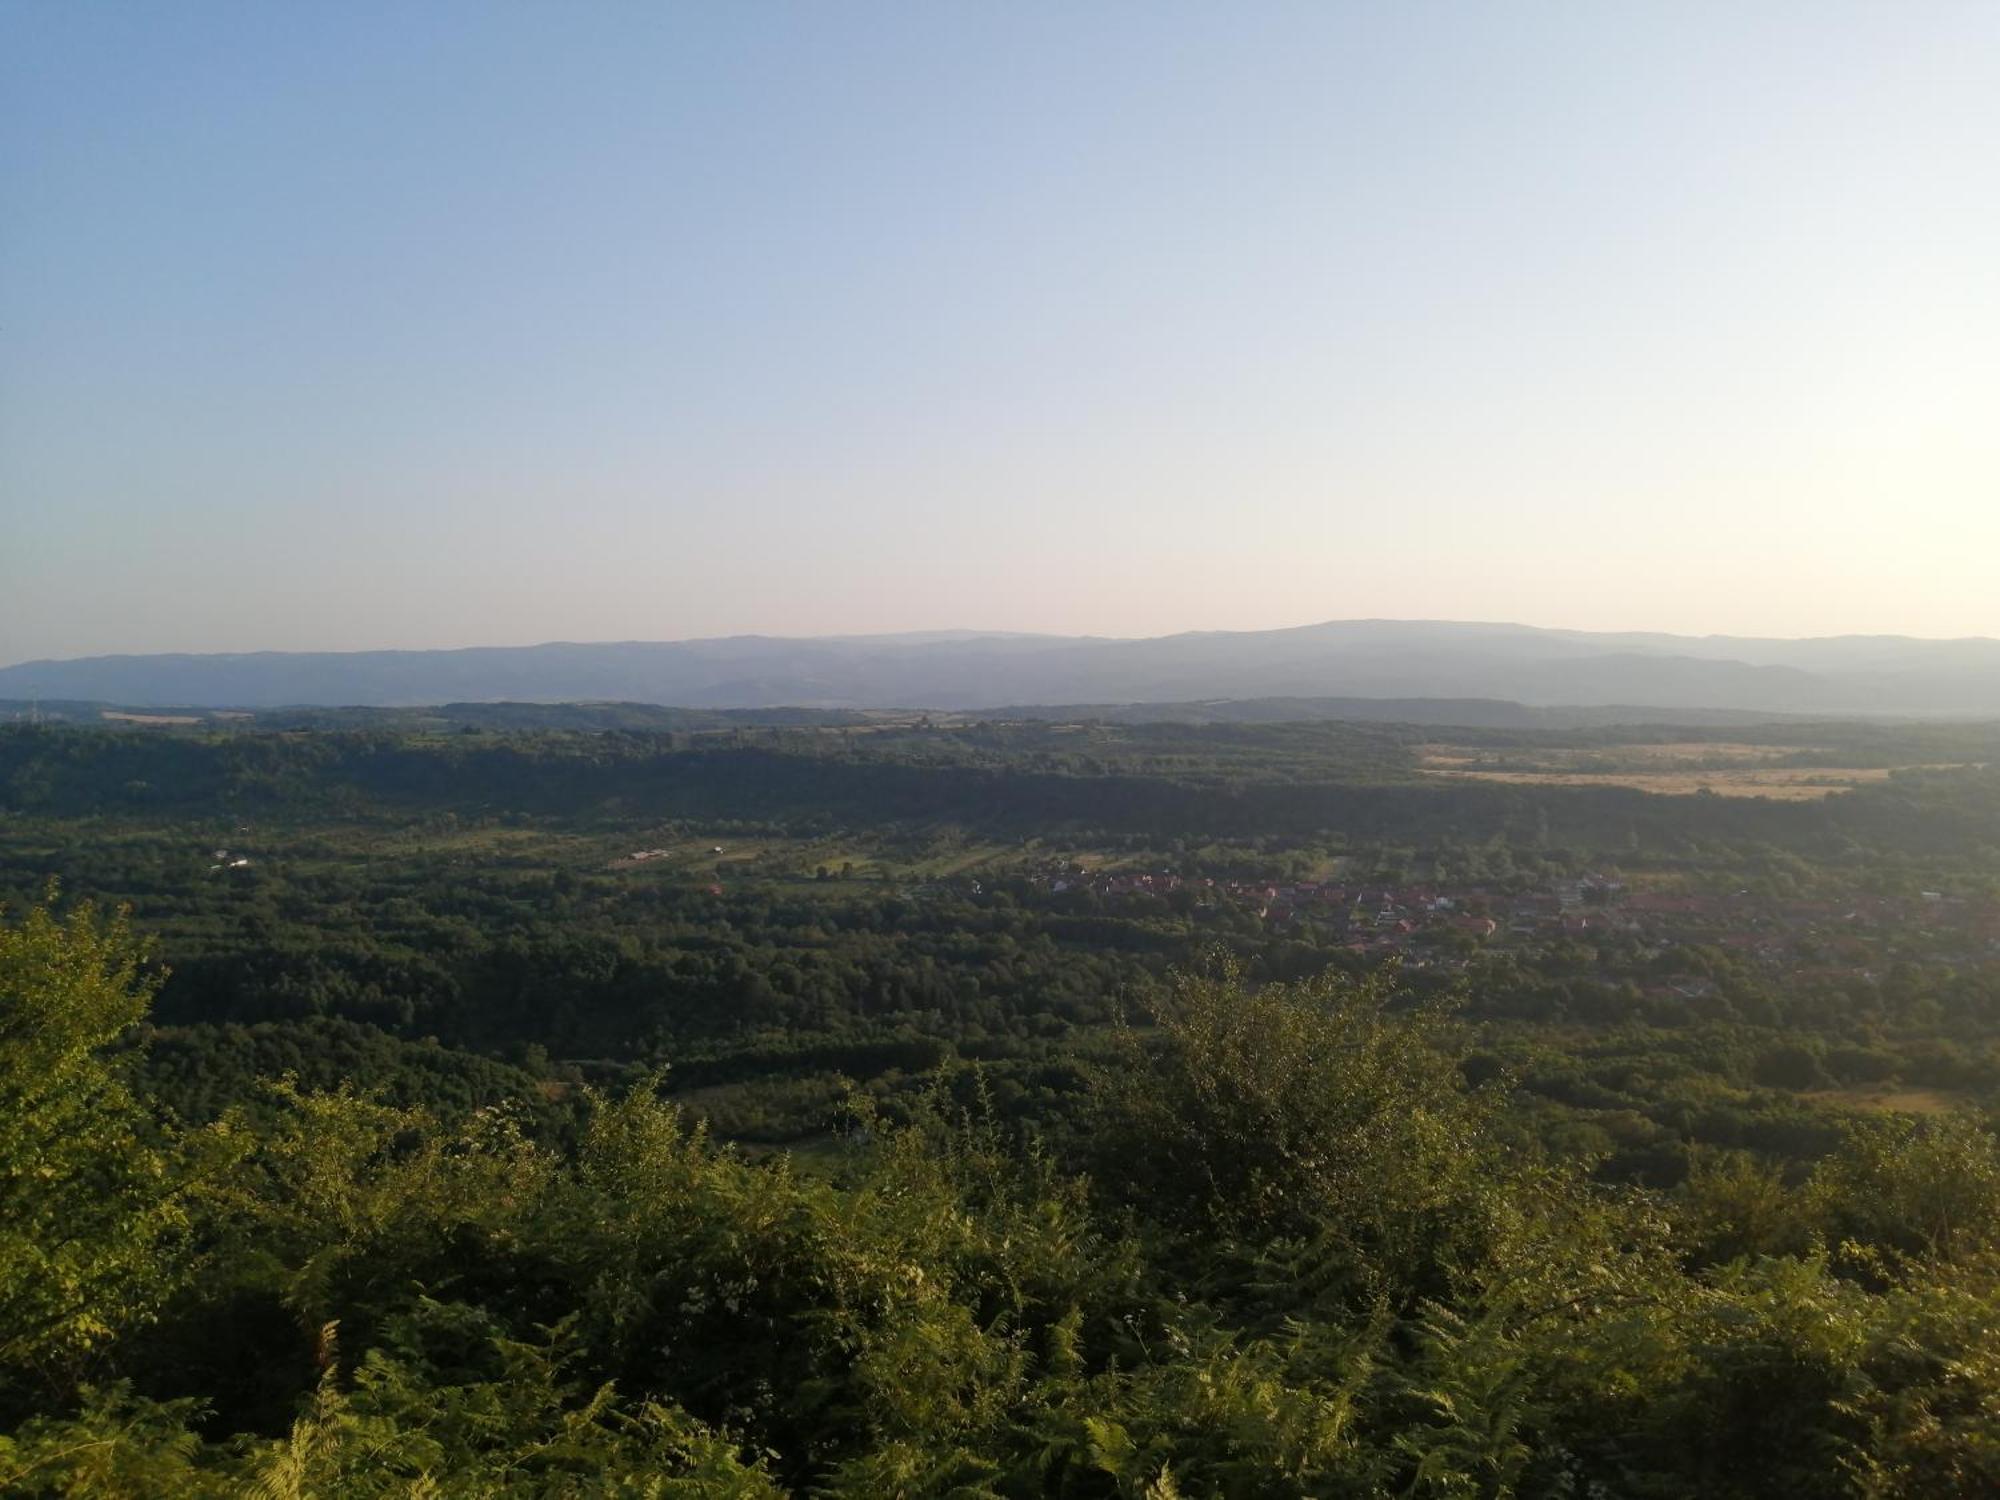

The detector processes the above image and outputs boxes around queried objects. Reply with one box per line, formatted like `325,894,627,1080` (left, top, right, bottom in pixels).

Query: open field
1421,741,1816,768
1418,766,1898,799
1801,1085,1968,1116
1413,741,1971,800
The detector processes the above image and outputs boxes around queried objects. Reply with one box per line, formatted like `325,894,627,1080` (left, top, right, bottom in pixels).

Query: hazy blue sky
4,2,1997,662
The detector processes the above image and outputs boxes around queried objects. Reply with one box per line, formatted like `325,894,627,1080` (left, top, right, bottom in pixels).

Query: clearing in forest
1414,742,1960,800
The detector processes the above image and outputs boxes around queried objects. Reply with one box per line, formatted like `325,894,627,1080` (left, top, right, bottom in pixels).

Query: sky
3,2,1998,663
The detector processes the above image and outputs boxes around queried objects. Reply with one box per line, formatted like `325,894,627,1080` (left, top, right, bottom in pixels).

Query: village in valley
1023,864,2000,998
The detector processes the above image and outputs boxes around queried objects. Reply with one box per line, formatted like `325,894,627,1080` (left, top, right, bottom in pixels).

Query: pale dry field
1802,1086,1965,1116
1411,741,1934,799
1418,741,1810,769
1417,766,1892,799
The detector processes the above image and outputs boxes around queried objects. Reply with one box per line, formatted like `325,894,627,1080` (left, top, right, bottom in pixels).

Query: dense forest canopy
6,717,2000,1493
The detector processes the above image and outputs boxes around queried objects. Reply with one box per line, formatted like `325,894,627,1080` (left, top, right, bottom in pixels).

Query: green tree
1095,955,1503,1308
0,897,236,1402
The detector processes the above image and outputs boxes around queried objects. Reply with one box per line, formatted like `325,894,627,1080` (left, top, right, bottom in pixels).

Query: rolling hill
6,620,2000,717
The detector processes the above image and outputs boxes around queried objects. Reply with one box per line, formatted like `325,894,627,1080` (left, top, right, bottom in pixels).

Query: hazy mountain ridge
6,620,2000,715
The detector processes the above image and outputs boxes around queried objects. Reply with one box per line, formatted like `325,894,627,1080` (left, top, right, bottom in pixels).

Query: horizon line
9,616,2000,672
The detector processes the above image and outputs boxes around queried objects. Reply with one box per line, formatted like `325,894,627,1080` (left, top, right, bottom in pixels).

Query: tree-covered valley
7,716,2000,1495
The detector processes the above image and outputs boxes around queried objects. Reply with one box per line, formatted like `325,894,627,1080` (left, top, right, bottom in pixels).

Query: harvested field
1413,741,1968,800
1417,766,1895,799
1418,741,1814,769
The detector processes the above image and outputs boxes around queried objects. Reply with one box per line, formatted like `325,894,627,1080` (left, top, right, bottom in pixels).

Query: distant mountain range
6,620,2000,718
